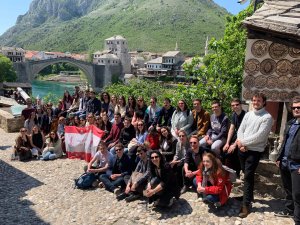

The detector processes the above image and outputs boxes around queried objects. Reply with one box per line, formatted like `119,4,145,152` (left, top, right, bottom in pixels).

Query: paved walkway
0,129,294,225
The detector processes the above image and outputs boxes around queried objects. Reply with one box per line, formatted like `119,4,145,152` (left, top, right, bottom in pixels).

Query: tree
183,5,255,113
0,54,17,82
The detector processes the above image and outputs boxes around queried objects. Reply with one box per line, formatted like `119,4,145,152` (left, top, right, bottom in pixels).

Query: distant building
145,50,185,77
0,46,25,62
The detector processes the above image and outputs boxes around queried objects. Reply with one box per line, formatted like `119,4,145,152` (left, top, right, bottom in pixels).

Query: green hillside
0,0,229,55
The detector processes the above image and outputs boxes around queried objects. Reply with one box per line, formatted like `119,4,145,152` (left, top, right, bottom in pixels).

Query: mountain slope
0,0,229,55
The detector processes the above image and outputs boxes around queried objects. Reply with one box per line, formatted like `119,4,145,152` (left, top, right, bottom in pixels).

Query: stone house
242,0,300,134
0,46,25,62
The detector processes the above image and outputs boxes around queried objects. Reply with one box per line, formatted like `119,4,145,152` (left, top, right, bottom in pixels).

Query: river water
32,80,78,99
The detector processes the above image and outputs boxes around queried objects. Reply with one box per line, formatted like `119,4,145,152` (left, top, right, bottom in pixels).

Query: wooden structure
242,0,300,135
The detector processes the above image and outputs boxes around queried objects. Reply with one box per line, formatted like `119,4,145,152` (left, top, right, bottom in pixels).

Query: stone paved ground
0,128,295,225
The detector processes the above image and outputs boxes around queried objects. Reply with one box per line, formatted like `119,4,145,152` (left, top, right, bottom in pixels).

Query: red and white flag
65,125,105,162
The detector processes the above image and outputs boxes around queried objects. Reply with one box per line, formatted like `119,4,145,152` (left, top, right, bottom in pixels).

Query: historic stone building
93,35,131,75
0,46,25,62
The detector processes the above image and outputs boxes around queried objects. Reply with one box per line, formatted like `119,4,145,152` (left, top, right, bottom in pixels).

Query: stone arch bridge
13,57,122,90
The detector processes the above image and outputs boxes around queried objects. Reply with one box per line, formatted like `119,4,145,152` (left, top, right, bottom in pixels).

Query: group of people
11,85,300,224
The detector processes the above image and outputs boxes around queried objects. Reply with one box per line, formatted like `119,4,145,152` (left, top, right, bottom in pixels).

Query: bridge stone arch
28,58,95,86
13,57,122,91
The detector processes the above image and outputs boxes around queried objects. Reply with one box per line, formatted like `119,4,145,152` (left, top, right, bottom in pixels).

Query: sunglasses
292,107,300,110
179,135,186,137
151,156,159,159
190,141,197,144
21,130,26,132
115,148,122,152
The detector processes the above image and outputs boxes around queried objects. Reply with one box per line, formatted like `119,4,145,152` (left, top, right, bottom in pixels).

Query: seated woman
159,126,177,162
41,131,63,160
13,128,33,161
144,150,180,207
30,125,45,157
99,113,112,139
196,152,232,207
170,130,190,187
115,96,126,120
145,127,160,150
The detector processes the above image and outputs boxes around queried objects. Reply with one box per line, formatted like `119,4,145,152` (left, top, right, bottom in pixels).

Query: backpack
74,172,97,189
222,165,237,183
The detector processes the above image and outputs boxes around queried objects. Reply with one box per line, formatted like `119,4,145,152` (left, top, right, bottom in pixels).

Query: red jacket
196,170,232,205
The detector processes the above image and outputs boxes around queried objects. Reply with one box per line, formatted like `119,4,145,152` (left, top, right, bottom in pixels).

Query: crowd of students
13,87,290,220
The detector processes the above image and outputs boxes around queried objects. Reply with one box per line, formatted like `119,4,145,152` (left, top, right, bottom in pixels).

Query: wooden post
279,102,288,141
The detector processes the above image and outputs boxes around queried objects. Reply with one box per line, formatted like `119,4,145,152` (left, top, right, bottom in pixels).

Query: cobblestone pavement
0,129,295,225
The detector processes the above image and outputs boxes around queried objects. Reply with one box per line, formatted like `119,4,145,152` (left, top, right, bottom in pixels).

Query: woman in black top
30,125,45,156
159,126,177,162
144,150,180,207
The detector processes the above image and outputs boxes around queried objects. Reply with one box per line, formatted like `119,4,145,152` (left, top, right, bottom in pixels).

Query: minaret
175,42,179,51
205,36,209,56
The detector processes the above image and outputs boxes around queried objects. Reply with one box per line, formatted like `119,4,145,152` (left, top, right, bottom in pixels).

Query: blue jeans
203,194,219,203
41,151,57,160
99,174,125,192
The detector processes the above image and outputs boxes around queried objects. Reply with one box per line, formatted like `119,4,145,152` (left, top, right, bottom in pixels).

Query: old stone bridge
13,57,121,90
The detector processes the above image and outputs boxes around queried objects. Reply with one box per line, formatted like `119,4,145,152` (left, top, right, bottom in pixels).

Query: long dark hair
49,131,59,143
100,92,111,103
149,150,166,173
176,99,188,112
118,95,126,107
63,90,72,103
136,120,146,135
159,126,173,147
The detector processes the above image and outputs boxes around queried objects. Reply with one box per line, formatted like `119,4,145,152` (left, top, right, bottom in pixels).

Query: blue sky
0,0,250,36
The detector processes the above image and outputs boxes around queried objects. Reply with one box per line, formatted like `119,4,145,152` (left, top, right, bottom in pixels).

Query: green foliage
0,0,228,55
183,5,255,113
43,93,60,105
0,54,17,82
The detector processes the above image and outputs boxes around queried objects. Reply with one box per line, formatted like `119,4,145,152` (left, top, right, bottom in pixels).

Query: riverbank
38,74,83,83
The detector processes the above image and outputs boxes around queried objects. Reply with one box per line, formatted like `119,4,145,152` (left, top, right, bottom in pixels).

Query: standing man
191,98,210,138
223,98,246,177
276,96,300,224
236,93,273,218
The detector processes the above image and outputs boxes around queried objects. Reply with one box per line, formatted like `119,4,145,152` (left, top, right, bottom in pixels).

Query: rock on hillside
0,0,229,55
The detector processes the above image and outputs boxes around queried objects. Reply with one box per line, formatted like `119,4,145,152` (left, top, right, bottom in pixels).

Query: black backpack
74,172,97,189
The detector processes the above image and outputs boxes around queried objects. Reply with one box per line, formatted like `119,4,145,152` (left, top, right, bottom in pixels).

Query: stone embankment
0,128,294,225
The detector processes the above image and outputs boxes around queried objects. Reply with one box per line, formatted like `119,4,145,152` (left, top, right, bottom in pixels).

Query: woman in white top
115,95,126,119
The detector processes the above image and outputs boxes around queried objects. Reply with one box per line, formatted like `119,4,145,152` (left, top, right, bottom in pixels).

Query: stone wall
0,109,23,132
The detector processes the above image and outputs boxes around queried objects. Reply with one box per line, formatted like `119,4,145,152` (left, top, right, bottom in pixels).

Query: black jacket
277,119,300,163
119,125,136,147
112,154,132,177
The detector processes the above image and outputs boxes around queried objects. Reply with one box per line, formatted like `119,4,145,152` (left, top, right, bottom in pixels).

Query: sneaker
275,210,294,218
113,187,122,196
125,194,140,202
238,205,250,218
92,180,100,188
116,192,128,201
98,182,104,188
167,198,174,207
180,185,189,194
214,202,222,208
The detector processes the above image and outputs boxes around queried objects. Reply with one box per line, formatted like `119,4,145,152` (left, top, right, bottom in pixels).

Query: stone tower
104,35,131,74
